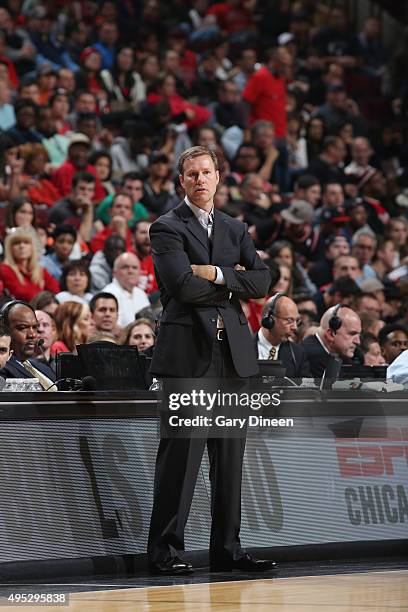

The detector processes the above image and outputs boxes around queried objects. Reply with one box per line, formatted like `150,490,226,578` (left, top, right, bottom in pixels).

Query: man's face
114,255,141,291
8,305,39,360
323,184,344,208
69,143,89,168
92,298,118,332
76,94,96,113
111,195,133,221
333,256,360,281
35,310,56,350
382,331,408,364
353,139,371,165
54,233,75,260
123,179,143,203
235,147,260,173
0,335,12,370
104,237,125,267
134,222,151,255
331,314,361,359
352,237,376,265
99,23,118,45
37,108,55,137
58,69,75,93
271,301,299,342
77,119,97,140
304,184,321,206
20,84,40,105
357,296,381,317
364,341,385,366
179,155,219,211
241,175,263,204
17,105,36,130
72,180,95,205
327,238,350,260
253,127,274,151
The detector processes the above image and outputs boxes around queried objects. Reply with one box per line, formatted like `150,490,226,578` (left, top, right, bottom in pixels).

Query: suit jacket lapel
177,201,209,252
211,210,228,264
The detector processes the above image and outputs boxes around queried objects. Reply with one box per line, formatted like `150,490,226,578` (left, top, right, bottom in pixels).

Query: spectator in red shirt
90,192,134,253
243,47,292,139
207,0,253,34
133,220,158,294
51,132,105,202
0,228,60,302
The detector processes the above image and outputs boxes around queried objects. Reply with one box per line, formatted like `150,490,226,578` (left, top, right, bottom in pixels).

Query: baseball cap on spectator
281,200,314,225
360,278,385,293
80,47,101,63
320,207,351,224
278,33,295,46
68,133,91,147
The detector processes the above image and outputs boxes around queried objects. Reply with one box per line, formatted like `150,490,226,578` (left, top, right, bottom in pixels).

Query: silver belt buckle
216,329,224,341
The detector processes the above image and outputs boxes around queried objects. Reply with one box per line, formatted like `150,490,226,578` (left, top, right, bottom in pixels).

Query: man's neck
262,328,281,346
186,195,213,214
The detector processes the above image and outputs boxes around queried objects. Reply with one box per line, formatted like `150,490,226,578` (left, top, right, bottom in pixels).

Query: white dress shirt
257,328,281,360
387,349,408,385
103,278,150,327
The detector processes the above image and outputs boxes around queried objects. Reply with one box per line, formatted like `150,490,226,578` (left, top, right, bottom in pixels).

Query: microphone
45,376,97,392
37,338,46,356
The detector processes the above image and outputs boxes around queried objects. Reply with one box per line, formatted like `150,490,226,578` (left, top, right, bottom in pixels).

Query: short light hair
177,146,218,175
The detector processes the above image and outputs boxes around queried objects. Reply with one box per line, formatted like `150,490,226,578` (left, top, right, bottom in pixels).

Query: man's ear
179,174,185,190
216,170,220,185
7,349,13,362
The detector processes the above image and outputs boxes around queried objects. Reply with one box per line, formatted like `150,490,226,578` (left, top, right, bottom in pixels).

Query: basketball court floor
0,558,406,611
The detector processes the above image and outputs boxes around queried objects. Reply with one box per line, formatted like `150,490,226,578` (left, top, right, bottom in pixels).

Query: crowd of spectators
0,0,407,376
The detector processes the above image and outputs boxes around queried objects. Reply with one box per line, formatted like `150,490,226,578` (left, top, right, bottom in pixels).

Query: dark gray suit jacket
150,201,271,377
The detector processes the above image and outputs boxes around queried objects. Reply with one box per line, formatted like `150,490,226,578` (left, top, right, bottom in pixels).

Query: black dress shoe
210,553,278,572
149,557,194,575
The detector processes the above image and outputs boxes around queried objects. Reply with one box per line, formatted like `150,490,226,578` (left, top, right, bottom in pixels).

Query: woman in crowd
30,290,60,316
267,241,316,297
51,301,93,355
89,151,115,197
120,318,155,352
5,196,37,233
0,228,60,301
76,47,106,99
385,217,408,262
56,260,93,305
18,143,61,206
100,46,146,112
305,116,325,163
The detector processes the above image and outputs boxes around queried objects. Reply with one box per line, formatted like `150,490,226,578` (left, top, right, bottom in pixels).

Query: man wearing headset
0,301,56,388
300,304,362,378
255,293,311,378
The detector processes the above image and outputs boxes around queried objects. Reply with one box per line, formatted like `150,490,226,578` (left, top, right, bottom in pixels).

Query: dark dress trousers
254,333,311,378
2,354,56,382
148,201,270,565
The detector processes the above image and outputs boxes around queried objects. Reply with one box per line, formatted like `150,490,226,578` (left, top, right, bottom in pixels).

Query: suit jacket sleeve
150,219,230,305
219,224,271,300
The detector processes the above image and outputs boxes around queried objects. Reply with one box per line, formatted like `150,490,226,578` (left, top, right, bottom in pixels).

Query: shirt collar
258,328,280,351
185,196,213,223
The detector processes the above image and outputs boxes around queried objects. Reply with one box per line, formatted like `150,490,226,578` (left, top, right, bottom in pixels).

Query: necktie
22,360,55,391
207,213,214,253
269,346,277,360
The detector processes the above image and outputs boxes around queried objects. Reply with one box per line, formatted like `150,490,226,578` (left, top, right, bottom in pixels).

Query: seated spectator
308,235,350,290
95,171,149,226
0,324,12,374
4,197,37,236
110,120,154,178
386,349,408,384
49,89,71,136
56,260,92,305
100,45,145,112
90,292,119,335
360,311,385,338
7,99,42,145
1,302,56,386
51,301,93,355
102,253,150,327
30,291,59,316
142,153,177,216
18,143,62,206
51,133,105,201
251,120,288,190
89,235,125,294
0,229,59,302
36,104,69,167
306,136,346,185
48,171,96,243
133,220,158,295
34,309,57,370
42,225,77,282
351,230,377,279
312,85,361,135
361,332,386,366
147,73,211,129
354,292,382,318
301,305,362,378
369,238,398,281
266,240,316,297
385,217,408,262
0,78,16,130
90,193,135,253
378,323,408,365
89,151,115,197
120,318,156,352
75,47,106,100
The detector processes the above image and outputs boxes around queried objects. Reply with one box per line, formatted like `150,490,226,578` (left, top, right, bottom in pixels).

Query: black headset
261,293,286,330
329,303,343,334
0,300,34,328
